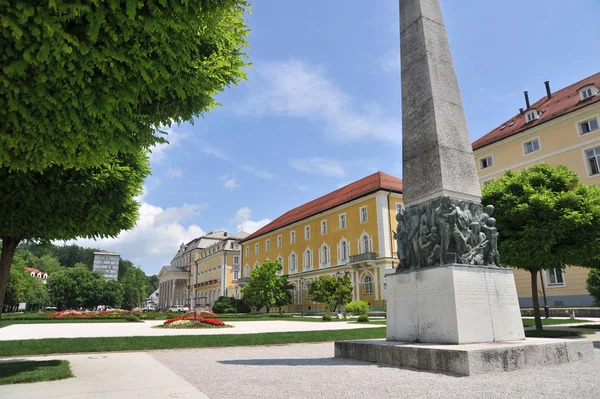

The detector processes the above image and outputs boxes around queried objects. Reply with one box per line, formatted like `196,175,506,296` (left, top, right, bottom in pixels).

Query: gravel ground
0,320,381,341
151,342,600,399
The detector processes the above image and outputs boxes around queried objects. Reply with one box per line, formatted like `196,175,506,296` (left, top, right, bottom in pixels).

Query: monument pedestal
386,265,524,344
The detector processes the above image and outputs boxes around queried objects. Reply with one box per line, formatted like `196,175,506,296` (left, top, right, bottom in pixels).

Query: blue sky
72,0,600,275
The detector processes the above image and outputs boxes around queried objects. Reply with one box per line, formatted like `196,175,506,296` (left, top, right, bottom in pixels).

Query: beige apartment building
473,72,600,306
158,231,247,310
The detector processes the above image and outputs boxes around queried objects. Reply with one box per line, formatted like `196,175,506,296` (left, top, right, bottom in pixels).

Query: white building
93,252,120,281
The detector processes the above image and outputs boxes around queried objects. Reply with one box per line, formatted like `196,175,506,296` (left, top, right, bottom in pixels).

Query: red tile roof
472,72,600,151
242,172,403,242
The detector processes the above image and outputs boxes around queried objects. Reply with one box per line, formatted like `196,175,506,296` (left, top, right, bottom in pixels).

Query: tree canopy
1,0,250,172
482,164,600,330
307,273,352,313
241,260,292,313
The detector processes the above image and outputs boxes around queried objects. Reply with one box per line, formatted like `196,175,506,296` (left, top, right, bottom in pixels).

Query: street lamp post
235,286,239,315
335,271,341,313
299,277,304,317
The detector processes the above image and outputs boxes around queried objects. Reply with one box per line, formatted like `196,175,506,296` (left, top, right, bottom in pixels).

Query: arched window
360,233,371,253
290,285,296,304
306,282,312,299
276,256,284,275
304,249,313,270
289,253,297,272
339,239,349,263
321,244,329,267
363,275,373,295
244,264,250,278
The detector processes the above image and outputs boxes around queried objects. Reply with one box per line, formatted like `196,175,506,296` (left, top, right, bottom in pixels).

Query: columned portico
157,266,189,310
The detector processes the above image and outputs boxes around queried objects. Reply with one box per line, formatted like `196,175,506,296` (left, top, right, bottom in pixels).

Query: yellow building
473,72,600,306
158,231,247,310
239,171,404,312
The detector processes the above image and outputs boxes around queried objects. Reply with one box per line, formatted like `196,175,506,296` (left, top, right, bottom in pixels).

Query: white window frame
233,256,240,265
321,220,327,235
233,270,239,280
579,85,598,101
522,137,540,155
395,202,403,215
360,206,368,223
583,145,600,177
290,230,296,244
304,225,310,240
244,264,250,278
339,213,347,230
303,248,313,271
245,246,249,258
265,239,270,252
546,268,566,287
577,116,599,136
255,243,259,255
319,244,330,267
363,275,373,295
277,235,282,248
289,252,297,272
338,239,350,264
526,109,539,122
358,233,372,254
479,155,494,170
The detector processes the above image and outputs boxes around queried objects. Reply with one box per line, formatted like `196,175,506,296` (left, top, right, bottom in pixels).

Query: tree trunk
0,236,22,320
529,268,543,332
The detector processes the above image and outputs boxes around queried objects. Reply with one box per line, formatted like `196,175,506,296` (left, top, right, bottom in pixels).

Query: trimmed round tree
307,273,352,313
482,164,600,331
241,260,292,313
1,0,249,171
0,152,149,317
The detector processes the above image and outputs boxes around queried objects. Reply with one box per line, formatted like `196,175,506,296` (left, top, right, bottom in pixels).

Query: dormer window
579,85,598,101
526,109,539,123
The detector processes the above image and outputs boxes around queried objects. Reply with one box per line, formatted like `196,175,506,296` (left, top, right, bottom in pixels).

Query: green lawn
0,360,73,385
524,329,594,338
0,327,386,357
521,318,591,327
0,319,138,328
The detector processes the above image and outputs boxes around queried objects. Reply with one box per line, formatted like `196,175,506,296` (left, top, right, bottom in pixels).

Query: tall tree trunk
529,268,543,332
0,236,22,319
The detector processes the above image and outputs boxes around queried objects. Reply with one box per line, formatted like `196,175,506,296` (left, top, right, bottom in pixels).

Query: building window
396,203,403,215
526,109,539,122
579,85,597,101
304,249,313,270
360,206,368,223
547,268,565,286
321,220,327,235
290,231,296,244
277,235,282,248
266,239,270,252
244,265,250,278
234,270,239,280
339,240,349,263
306,282,312,299
245,247,249,257
289,253,297,271
579,118,599,135
320,244,329,267
233,256,240,265
255,243,259,254
360,234,371,253
363,275,373,295
523,138,540,154
304,225,310,240
339,213,346,229
586,146,600,175
480,155,493,170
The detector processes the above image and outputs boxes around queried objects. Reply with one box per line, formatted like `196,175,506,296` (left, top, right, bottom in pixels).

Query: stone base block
386,264,525,344
334,338,594,376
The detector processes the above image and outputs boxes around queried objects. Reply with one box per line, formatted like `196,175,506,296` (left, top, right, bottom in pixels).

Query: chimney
519,108,524,115
524,91,531,109
545,81,552,100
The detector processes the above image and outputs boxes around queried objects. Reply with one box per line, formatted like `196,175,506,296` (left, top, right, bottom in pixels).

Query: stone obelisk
400,0,481,207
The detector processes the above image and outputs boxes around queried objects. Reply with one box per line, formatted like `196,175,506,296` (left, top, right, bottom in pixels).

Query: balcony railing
349,252,377,263
239,277,250,283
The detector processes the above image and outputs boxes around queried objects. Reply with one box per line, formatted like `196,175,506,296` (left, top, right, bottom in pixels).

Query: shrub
212,296,251,314
587,269,600,306
322,313,332,321
357,315,369,323
138,313,156,320
125,314,139,322
223,307,237,314
345,300,370,315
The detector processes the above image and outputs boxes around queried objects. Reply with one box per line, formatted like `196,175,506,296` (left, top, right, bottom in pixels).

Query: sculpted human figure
487,217,501,267
441,198,468,259
462,222,487,265
435,197,453,262
408,207,422,267
418,225,433,267
393,210,409,272
429,226,441,265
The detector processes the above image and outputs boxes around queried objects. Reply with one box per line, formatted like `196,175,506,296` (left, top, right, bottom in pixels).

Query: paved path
151,342,600,399
0,352,207,399
0,320,381,341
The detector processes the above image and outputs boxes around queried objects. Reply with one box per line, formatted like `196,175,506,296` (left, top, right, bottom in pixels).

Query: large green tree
307,273,352,313
0,152,149,317
47,263,103,309
1,0,250,172
241,260,291,313
483,164,600,331
121,267,148,309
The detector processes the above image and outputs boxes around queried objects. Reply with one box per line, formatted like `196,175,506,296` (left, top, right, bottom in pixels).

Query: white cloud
235,60,401,142
378,48,400,73
232,207,271,234
290,158,345,178
167,168,183,179
242,165,274,180
202,146,230,161
148,128,187,163
65,201,207,275
220,175,239,191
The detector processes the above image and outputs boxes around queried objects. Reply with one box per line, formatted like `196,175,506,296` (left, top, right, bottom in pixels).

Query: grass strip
0,360,73,385
0,319,137,328
0,327,386,357
524,329,594,338
569,324,600,329
521,318,591,327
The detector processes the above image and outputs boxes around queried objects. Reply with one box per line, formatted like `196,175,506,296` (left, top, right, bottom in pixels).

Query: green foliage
0,360,73,385
47,264,103,309
121,268,148,310
1,0,250,172
586,268,600,306
212,296,250,314
322,313,332,321
4,265,28,307
241,260,292,312
345,300,370,315
357,315,369,323
125,314,139,322
307,273,353,312
482,164,600,270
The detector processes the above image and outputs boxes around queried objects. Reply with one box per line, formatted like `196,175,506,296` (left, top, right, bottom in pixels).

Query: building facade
239,172,403,312
92,252,120,281
158,231,247,310
473,72,600,306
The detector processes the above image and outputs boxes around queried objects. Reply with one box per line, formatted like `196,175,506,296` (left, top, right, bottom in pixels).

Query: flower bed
49,310,98,318
160,314,231,329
